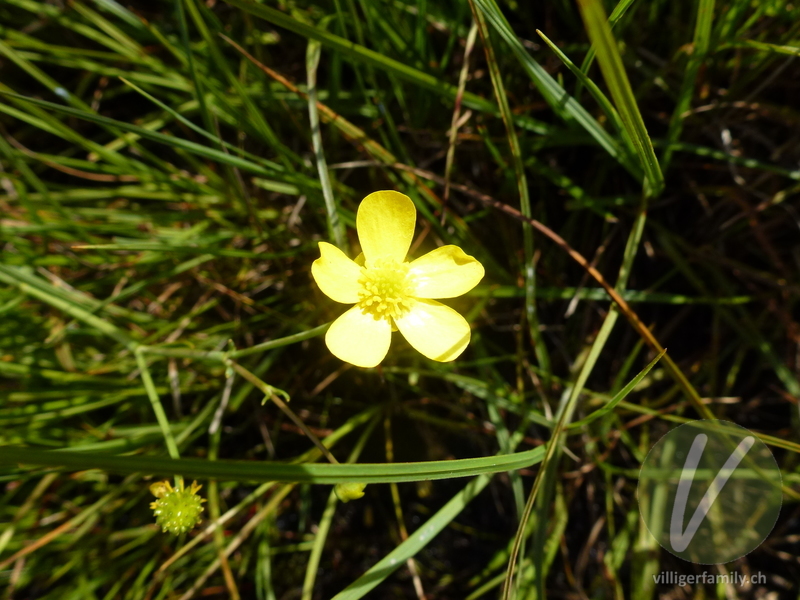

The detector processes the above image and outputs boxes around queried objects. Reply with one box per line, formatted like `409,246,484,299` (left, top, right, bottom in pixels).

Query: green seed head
150,480,205,535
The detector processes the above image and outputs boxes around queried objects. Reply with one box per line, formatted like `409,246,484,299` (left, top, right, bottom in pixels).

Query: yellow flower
312,190,484,368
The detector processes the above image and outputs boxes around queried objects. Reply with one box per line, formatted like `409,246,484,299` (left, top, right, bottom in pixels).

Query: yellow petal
325,306,392,368
394,299,471,362
409,245,485,299
311,242,361,304
356,191,416,264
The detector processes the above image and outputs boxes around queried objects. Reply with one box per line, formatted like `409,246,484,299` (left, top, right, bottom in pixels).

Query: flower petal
311,242,362,304
325,306,392,368
356,191,416,264
394,299,471,362
409,245,485,299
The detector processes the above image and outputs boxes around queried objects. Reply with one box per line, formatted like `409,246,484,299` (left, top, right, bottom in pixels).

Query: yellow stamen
357,258,415,320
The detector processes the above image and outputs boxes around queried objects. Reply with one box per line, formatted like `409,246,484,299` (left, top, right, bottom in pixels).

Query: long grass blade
575,0,665,196
0,445,545,484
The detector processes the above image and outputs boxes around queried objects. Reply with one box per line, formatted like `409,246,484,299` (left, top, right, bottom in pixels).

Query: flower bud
334,482,367,503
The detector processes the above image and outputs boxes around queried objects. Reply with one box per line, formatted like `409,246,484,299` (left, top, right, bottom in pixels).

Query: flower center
357,259,415,320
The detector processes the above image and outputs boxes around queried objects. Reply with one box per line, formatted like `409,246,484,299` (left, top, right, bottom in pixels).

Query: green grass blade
568,350,666,429
0,445,545,484
536,29,630,152
729,39,800,56
576,0,664,196
576,0,639,90
661,0,716,171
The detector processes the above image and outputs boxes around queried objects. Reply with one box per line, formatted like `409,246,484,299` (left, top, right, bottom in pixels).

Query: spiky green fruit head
150,480,205,535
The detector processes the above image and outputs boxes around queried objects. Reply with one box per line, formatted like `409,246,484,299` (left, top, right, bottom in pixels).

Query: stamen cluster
357,259,415,320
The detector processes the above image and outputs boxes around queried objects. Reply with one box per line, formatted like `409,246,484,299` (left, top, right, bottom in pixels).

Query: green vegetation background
0,0,799,598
